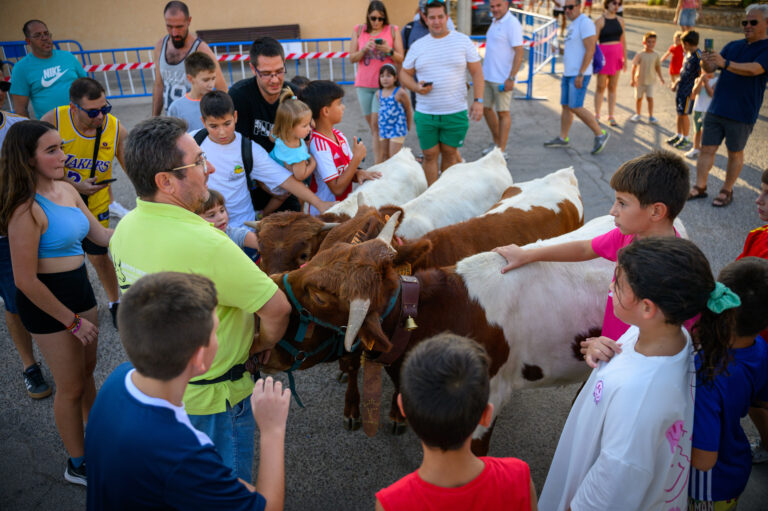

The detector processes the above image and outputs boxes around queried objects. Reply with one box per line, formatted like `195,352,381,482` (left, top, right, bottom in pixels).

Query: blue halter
277,273,400,407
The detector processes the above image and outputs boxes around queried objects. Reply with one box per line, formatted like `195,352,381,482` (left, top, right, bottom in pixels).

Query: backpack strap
241,133,254,191
193,128,208,145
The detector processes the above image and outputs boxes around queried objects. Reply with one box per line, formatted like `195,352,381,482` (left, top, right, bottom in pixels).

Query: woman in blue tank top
0,120,113,486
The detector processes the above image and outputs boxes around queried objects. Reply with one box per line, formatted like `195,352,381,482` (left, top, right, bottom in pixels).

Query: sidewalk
0,16,766,510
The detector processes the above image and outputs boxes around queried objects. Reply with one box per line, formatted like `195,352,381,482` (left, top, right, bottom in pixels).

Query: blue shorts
679,8,696,27
676,91,694,115
560,75,592,109
0,237,18,314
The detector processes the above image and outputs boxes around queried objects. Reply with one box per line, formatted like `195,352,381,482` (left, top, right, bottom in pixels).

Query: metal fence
1,12,555,102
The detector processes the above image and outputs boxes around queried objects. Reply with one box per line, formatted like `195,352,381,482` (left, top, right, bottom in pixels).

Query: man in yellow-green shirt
110,117,290,483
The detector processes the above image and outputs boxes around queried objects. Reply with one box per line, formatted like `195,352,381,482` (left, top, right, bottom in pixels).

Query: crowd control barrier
1,13,555,102
471,8,557,101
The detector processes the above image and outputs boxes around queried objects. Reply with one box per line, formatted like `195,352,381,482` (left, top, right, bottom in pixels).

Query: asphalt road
1,15,767,510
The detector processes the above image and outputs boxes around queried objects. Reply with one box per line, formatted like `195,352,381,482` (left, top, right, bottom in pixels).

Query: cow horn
344,298,371,351
244,220,260,234
357,192,366,207
320,222,340,231
376,211,401,247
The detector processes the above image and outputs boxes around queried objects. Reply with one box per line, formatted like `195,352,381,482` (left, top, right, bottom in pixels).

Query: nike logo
40,66,67,88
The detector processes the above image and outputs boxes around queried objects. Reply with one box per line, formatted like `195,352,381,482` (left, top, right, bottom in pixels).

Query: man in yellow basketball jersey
41,77,128,328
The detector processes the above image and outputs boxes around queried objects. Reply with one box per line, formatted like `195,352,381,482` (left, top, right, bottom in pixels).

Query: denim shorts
679,8,696,27
560,75,592,109
0,237,18,314
188,396,255,482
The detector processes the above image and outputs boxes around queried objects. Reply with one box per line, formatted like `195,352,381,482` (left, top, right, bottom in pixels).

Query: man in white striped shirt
400,0,485,185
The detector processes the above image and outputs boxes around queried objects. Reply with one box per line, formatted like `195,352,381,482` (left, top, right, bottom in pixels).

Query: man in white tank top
151,1,227,116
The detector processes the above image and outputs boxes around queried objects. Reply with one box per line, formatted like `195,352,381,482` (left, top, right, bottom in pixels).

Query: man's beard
171,32,187,49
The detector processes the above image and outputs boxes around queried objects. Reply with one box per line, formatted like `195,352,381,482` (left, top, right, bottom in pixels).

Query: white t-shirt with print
402,30,481,115
539,325,695,511
563,14,596,77
482,12,525,84
196,131,292,226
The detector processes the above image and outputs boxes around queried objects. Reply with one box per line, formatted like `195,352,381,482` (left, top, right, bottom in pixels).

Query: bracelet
71,318,82,335
66,313,80,331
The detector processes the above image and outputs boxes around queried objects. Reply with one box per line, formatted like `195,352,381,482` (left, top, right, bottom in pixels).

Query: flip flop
712,189,733,208
687,185,708,200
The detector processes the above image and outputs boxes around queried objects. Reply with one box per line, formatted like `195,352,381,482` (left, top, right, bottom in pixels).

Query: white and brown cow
262,215,620,453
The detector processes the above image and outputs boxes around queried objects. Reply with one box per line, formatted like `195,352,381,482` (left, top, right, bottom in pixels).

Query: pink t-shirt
376,457,531,511
353,24,397,88
591,227,694,341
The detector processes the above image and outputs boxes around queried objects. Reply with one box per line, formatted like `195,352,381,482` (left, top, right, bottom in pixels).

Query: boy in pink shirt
493,150,689,363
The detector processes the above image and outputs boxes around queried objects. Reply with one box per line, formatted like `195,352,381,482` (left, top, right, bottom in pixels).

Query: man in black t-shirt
229,37,299,210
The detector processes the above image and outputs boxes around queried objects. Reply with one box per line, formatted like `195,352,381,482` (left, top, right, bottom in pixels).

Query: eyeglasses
369,16,385,22
564,4,577,10
29,31,52,40
254,68,286,80
74,100,112,118
742,19,759,26
168,153,209,174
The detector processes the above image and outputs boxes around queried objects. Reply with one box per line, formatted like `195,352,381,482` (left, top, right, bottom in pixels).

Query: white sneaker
753,443,768,464
630,114,641,122
649,116,659,124
684,148,700,159
109,201,131,219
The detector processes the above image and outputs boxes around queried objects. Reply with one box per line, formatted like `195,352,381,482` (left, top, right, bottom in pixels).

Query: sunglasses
564,4,577,10
369,16,385,22
74,100,112,118
741,19,759,26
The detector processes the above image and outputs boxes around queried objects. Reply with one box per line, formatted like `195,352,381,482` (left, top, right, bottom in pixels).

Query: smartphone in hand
375,38,384,45
422,81,433,87
704,38,714,52
93,178,117,186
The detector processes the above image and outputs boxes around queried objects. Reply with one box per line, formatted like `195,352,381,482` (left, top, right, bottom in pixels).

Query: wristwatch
722,59,730,70
474,98,483,103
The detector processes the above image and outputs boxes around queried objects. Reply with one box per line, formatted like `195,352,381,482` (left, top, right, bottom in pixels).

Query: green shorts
413,110,469,150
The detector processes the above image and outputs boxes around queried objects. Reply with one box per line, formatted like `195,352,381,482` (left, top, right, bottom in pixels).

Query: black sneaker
65,458,87,486
666,134,681,145
109,302,119,330
23,363,52,399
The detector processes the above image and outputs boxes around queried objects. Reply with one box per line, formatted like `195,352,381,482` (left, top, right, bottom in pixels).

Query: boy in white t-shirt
686,69,718,159
194,91,334,225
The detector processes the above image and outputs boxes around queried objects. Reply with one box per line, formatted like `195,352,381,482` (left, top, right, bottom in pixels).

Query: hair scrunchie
706,282,741,314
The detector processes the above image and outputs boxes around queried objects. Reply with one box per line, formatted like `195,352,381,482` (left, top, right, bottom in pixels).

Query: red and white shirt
308,128,353,215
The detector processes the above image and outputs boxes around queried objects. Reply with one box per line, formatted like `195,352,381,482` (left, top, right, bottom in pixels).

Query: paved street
1,15,766,510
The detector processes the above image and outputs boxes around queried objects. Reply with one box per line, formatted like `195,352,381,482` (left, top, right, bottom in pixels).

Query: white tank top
158,35,202,112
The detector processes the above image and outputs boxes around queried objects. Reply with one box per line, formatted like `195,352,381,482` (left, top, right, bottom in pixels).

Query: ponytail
272,88,312,141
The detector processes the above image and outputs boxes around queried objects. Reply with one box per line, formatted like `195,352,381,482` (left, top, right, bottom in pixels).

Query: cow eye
309,288,327,306
298,251,310,262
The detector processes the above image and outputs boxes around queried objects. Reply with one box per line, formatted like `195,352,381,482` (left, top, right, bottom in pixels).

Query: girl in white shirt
540,237,739,511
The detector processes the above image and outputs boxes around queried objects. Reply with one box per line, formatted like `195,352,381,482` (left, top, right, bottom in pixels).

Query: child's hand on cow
492,244,528,273
356,169,382,183
251,376,291,436
317,200,338,214
581,336,622,368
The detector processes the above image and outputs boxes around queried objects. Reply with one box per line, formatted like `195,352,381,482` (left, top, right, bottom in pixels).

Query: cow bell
404,315,418,331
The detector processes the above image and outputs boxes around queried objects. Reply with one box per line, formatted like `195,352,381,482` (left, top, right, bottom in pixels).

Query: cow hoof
390,421,408,436
343,417,362,431
336,371,349,384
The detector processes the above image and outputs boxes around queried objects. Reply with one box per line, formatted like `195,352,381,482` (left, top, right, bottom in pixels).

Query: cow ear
360,312,393,353
394,239,432,268
378,205,404,228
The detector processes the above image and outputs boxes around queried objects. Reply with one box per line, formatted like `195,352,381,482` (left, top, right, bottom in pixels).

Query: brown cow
262,214,617,454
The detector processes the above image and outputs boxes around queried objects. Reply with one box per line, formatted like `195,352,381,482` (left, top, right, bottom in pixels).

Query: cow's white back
325,147,427,217
396,148,513,238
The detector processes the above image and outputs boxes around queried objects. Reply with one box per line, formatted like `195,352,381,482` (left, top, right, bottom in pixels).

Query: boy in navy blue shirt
689,257,768,508
667,30,700,151
85,272,290,511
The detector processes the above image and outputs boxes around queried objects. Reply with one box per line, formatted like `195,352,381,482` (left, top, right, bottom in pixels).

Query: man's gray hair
746,3,768,18
124,117,187,199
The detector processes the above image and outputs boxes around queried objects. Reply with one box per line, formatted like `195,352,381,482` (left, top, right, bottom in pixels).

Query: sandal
687,185,708,200
609,117,618,127
712,188,733,208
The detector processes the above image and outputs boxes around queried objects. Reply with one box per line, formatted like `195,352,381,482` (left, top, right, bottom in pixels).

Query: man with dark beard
151,1,226,116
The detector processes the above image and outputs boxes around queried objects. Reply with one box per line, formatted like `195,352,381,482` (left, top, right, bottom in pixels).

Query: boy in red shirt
375,334,536,511
299,80,380,215
737,168,768,463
